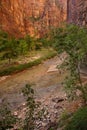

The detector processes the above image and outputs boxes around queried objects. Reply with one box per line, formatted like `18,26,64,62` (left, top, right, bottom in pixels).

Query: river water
0,56,67,110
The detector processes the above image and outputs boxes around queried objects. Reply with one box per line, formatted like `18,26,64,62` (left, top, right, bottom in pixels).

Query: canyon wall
67,0,87,26
0,0,67,37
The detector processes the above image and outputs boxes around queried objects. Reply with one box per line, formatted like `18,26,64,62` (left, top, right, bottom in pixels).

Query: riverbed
0,56,67,111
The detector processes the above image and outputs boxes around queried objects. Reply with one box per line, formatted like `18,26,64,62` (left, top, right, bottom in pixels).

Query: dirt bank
0,56,67,111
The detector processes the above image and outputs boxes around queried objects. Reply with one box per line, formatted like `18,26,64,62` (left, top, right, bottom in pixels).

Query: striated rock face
0,0,67,37
67,0,87,26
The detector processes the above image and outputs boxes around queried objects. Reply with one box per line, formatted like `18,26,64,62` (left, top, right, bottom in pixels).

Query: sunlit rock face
67,0,87,26
0,0,67,37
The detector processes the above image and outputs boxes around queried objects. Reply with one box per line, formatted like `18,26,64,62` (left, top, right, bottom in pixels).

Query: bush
24,35,37,51
22,84,49,130
65,107,87,130
0,58,42,76
18,39,28,55
38,38,51,48
0,50,57,76
0,100,17,130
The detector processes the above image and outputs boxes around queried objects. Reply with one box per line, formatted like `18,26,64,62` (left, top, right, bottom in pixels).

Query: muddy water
0,56,67,110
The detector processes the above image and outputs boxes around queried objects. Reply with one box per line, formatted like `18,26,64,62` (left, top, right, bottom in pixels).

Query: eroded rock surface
67,0,87,26
0,0,67,37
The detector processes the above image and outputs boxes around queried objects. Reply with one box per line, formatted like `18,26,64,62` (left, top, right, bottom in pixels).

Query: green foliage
18,39,28,55
60,110,70,121
22,84,48,130
22,84,36,130
0,31,18,63
0,30,57,76
0,99,17,130
0,30,42,64
38,37,51,48
51,24,87,56
2,38,19,63
0,50,56,76
51,24,87,104
58,110,73,129
0,31,20,63
0,58,41,76
65,107,87,130
0,30,8,51
0,83,49,130
24,35,42,51
24,35,36,51
0,29,56,67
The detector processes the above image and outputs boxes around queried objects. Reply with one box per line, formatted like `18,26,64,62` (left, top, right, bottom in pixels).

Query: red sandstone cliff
0,0,67,37
67,0,87,26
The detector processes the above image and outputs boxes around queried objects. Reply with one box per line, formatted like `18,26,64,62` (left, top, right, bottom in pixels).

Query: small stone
52,97,64,103
14,111,18,116
42,122,47,127
54,104,63,109
22,103,26,106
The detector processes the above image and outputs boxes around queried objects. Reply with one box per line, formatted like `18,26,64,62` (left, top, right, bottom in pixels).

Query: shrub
0,58,42,76
0,100,17,130
24,35,37,51
18,39,28,55
65,107,87,130
0,50,57,76
22,84,49,130
22,84,36,130
1,38,20,64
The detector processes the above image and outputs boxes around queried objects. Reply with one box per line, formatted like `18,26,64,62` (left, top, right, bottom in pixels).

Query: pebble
52,97,64,103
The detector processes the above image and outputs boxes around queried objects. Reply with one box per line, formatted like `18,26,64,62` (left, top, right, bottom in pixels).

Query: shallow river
0,56,67,110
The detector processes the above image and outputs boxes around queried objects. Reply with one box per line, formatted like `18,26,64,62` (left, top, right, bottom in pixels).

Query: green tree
38,38,49,48
51,24,87,105
25,35,37,51
0,30,8,52
24,35,33,51
18,39,28,56
2,38,19,64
